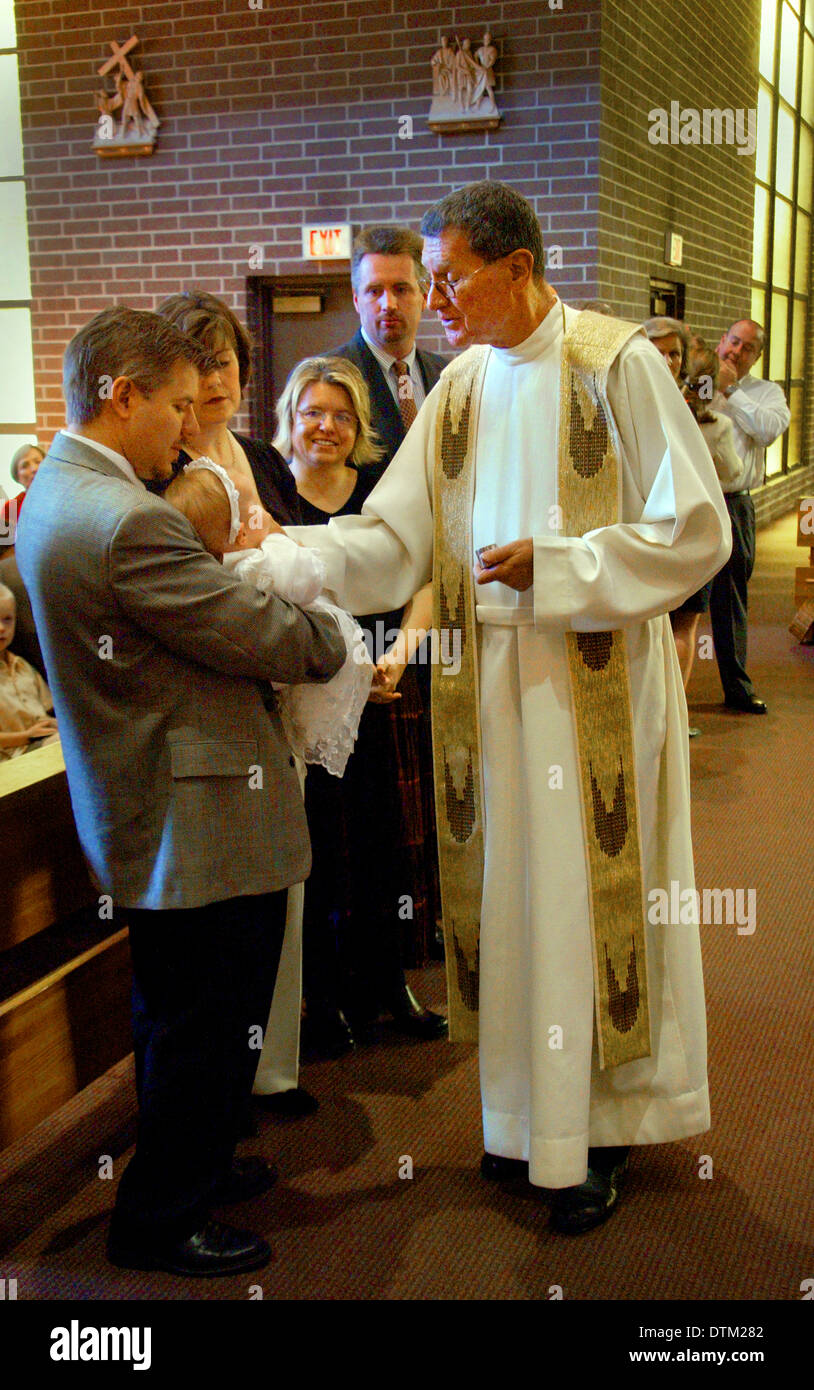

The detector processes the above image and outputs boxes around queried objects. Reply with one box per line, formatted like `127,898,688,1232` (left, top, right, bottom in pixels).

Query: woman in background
275,356,446,1057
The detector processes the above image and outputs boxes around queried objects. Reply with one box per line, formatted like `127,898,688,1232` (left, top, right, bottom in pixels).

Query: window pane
773,196,793,287
798,124,812,211
790,301,807,376
776,103,796,196
794,210,810,292
787,385,802,467
0,181,31,300
0,55,24,178
779,2,800,103
757,83,775,183
803,35,814,124
765,435,784,476
753,183,771,279
0,308,35,424
769,292,789,377
760,0,778,77
751,287,766,328
0,0,17,48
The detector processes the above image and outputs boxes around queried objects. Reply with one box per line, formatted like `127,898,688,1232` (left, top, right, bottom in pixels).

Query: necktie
393,360,418,430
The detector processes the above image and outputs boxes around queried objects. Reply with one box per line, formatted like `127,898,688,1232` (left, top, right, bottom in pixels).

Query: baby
0,582,59,760
164,459,372,776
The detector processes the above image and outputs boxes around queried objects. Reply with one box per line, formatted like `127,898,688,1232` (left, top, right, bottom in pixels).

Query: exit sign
302,224,352,259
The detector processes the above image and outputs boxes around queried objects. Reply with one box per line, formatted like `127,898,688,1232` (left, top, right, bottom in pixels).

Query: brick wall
598,0,760,339
16,0,601,439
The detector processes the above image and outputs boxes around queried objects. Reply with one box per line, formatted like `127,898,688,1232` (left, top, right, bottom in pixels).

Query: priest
290,181,731,1235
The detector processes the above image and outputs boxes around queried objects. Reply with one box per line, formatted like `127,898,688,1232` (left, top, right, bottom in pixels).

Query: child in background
164,459,373,775
0,582,59,759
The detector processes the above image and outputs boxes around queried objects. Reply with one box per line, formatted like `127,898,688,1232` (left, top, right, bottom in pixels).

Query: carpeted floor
1,509,812,1300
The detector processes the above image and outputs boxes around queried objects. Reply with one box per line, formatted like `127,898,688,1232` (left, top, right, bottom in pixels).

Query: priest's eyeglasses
426,262,491,303
426,253,510,303
297,407,357,430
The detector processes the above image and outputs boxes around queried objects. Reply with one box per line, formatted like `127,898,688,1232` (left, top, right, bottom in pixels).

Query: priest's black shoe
107,1219,272,1277
253,1086,319,1117
549,1147,629,1235
386,983,448,1039
724,693,767,714
480,1151,530,1183
214,1156,277,1204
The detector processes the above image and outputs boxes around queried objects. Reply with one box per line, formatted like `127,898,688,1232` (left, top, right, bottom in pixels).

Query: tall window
0,0,37,499
753,0,813,477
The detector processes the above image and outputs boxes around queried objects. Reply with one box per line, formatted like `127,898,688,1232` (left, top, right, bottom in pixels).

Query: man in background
711,318,790,713
330,225,447,481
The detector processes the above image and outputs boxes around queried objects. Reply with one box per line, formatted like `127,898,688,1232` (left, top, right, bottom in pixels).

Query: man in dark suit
325,227,448,1042
16,308,345,1277
330,225,448,482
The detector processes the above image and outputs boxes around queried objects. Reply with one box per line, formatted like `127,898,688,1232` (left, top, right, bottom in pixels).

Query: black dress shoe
107,1218,271,1277
387,984,448,1040
724,693,767,714
253,1086,319,1117
301,1008,356,1059
215,1156,277,1204
480,1151,530,1183
549,1147,629,1235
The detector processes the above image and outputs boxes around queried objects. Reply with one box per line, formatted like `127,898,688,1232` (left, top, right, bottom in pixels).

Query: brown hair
155,290,254,389
351,226,429,294
684,345,720,423
63,308,211,426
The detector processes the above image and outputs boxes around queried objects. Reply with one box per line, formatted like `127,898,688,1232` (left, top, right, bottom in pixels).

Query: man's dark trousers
710,491,755,702
111,891,287,1243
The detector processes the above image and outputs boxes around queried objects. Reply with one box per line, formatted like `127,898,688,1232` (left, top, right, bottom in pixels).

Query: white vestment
289,303,731,1187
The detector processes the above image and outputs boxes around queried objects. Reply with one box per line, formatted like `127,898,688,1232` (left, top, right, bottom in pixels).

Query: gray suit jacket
16,432,345,910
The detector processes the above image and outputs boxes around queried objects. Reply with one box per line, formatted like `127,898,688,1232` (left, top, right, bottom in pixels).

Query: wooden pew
0,742,132,1148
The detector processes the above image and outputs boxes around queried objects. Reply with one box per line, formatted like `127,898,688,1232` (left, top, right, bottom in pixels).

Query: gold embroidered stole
431,313,652,1066
559,311,651,1068
431,346,490,1042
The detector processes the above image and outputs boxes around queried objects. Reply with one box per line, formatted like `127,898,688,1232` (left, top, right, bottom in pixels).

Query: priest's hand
474,538,533,591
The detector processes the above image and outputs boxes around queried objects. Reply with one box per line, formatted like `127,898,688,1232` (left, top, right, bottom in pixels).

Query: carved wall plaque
94,36,160,158
429,31,501,134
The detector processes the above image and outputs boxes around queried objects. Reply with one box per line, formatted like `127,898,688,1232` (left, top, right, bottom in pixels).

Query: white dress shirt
712,374,790,492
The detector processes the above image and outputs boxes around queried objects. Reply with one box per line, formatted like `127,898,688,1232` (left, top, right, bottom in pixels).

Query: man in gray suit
16,308,345,1277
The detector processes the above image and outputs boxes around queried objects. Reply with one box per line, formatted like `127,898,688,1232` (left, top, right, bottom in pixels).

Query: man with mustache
330,225,448,482
710,319,790,714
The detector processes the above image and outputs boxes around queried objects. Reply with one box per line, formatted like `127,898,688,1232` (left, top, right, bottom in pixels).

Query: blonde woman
275,357,446,1056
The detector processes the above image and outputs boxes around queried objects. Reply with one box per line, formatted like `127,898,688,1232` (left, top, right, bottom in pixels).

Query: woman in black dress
154,290,301,527
274,355,446,1057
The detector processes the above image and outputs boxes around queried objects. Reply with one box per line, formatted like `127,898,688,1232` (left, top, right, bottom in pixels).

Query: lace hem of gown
275,596,373,777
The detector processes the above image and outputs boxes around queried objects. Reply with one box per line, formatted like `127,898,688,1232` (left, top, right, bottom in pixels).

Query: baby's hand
367,657,403,703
